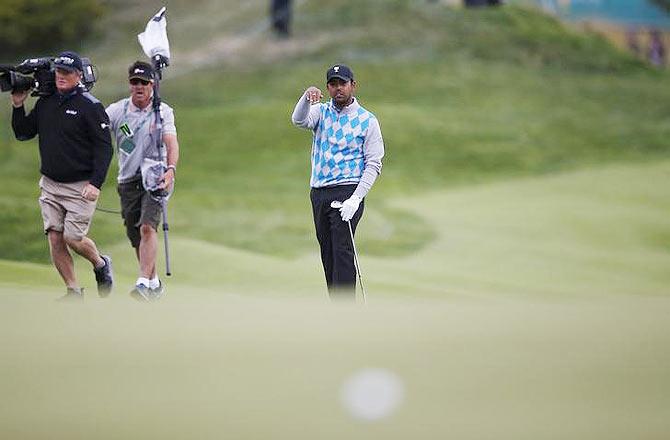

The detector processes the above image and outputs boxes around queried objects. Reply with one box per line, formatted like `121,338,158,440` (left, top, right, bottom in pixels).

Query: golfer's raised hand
10,90,29,108
305,86,323,105
81,183,100,201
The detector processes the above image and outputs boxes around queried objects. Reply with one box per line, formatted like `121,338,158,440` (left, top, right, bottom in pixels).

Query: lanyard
122,99,154,137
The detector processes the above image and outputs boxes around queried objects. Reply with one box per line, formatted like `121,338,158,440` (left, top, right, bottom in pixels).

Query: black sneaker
94,255,114,297
130,283,152,302
58,287,84,302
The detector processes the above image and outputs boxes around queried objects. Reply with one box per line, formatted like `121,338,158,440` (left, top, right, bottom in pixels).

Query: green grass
3,160,669,438
3,55,670,261
2,160,668,297
0,291,669,439
1,2,667,262
1,3,669,436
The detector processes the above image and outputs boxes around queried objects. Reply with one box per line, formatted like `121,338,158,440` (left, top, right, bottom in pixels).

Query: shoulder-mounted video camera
0,56,97,97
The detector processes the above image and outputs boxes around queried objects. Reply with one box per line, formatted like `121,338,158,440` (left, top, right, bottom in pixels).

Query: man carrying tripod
106,61,180,300
10,50,114,301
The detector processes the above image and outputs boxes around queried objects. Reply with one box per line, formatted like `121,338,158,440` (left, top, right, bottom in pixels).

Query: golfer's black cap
53,51,83,72
326,64,354,82
128,61,154,82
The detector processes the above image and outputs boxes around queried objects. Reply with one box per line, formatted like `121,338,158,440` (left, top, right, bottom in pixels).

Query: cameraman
10,51,114,300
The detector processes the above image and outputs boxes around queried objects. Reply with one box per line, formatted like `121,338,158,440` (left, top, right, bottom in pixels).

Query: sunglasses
130,78,151,85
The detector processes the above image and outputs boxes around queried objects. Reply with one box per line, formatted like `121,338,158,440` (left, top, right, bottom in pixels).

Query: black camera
0,56,97,97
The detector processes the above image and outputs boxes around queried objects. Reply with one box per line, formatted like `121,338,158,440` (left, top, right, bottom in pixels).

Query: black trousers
310,185,364,300
270,0,292,37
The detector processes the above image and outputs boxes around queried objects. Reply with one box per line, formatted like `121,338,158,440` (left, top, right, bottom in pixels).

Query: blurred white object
340,368,404,420
138,7,171,60
141,158,166,193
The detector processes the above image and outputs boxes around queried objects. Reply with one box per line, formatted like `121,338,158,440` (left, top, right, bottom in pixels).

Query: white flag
138,7,171,60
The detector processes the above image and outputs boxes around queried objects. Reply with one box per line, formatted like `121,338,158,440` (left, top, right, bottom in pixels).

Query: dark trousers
270,0,292,37
310,185,364,300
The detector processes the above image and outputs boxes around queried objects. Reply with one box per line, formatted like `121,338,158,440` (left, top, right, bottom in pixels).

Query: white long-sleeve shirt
292,92,384,199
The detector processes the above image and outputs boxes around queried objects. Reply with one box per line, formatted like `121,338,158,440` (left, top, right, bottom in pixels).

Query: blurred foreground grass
0,290,668,439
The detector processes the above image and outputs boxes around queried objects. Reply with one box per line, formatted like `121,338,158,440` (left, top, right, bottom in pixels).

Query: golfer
106,61,179,300
10,51,114,300
291,64,384,299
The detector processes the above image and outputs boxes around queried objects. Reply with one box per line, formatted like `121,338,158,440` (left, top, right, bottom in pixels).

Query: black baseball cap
54,51,83,72
326,64,354,82
128,61,155,82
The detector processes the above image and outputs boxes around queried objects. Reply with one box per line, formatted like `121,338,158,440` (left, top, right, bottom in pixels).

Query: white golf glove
339,195,361,222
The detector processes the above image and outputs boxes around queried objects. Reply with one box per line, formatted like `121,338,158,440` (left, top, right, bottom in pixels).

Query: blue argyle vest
310,99,374,188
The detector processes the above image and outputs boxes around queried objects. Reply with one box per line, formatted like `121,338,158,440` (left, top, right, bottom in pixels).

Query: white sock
136,277,151,288
149,276,160,289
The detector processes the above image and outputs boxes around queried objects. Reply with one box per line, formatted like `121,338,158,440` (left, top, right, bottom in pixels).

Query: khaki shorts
38,175,97,241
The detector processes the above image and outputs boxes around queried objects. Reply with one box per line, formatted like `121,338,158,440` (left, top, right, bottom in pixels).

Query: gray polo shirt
106,98,177,183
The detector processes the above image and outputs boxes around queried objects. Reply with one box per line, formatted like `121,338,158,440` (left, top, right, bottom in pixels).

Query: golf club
331,200,366,304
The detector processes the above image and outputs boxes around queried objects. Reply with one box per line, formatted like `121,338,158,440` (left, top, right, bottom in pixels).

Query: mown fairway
2,160,668,297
